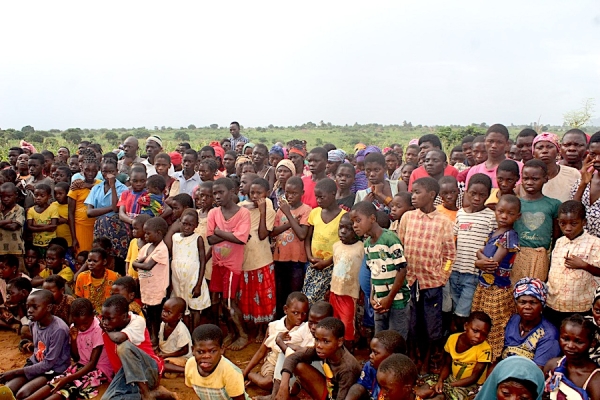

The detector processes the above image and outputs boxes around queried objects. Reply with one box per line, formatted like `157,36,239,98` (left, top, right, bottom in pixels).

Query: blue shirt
84,180,128,217
356,361,380,399
71,171,103,183
503,314,560,367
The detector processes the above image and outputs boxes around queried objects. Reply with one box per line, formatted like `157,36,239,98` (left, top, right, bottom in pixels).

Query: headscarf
146,135,163,148
289,147,306,158
327,149,346,163
235,155,252,169
169,151,182,167
275,159,296,177
513,277,548,306
242,142,255,154
475,356,545,400
532,132,559,153
20,140,37,154
355,149,366,163
209,142,225,161
354,143,366,153
364,145,381,156
382,147,393,154
409,138,419,146
269,145,285,158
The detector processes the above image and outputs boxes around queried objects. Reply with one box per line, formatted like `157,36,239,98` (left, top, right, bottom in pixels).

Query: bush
175,131,190,141
26,133,44,143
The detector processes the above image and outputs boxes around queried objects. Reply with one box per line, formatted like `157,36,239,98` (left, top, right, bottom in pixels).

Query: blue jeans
102,341,159,400
374,306,410,339
358,257,374,328
449,271,479,317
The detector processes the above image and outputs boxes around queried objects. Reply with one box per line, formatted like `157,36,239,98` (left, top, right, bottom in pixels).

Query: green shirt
514,196,560,249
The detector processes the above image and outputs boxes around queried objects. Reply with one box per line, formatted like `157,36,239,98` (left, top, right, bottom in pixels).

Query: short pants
209,264,241,299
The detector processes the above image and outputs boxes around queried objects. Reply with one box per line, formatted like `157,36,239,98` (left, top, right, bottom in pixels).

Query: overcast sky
1,1,599,130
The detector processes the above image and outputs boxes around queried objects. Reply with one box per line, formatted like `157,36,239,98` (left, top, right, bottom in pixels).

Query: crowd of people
0,121,599,399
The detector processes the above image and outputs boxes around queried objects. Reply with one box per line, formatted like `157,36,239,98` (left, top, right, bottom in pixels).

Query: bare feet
143,385,179,400
228,335,249,351
255,331,265,343
254,396,272,400
223,332,236,348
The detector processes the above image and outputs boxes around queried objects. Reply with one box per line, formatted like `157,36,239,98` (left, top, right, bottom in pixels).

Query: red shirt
301,176,318,208
408,165,458,191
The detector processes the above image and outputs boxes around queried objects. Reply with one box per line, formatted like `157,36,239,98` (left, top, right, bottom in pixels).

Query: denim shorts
449,271,479,317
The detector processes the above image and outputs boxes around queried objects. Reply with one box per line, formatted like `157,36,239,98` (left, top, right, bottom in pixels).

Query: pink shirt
207,207,251,273
138,241,169,305
408,165,458,191
465,160,523,188
78,317,114,380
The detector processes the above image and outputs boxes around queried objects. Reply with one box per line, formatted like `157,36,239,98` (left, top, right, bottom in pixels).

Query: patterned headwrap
364,145,382,156
513,277,548,306
327,149,346,163
355,149,366,163
235,155,252,168
20,140,37,154
354,143,366,153
269,145,285,158
532,132,559,153
146,135,163,148
409,138,419,146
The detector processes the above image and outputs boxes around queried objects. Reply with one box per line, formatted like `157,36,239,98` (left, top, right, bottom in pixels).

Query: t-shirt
514,196,560,249
364,230,410,310
307,208,346,261
125,238,140,279
25,316,71,380
71,171,103,183
40,265,74,284
436,204,458,222
479,230,519,288
273,203,312,263
27,203,59,247
207,207,251,273
240,200,276,271
117,189,146,217
336,194,355,213
452,208,497,275
137,241,169,306
23,176,54,209
502,314,560,367
465,160,523,189
159,320,192,359
542,165,580,203
0,204,25,255
262,316,303,367
184,355,250,400
77,316,114,380
408,164,458,191
331,241,364,298
444,333,491,385
301,176,318,209
53,202,72,246
356,361,381,399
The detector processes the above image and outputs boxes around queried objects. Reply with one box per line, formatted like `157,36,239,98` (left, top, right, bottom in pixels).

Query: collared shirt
229,135,249,151
398,209,456,289
170,171,201,197
141,159,175,177
547,232,600,312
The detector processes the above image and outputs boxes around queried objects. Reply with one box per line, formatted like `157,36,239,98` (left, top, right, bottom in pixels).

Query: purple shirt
25,316,71,380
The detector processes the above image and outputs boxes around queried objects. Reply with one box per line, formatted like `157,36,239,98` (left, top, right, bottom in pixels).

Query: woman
571,132,600,238
269,159,295,210
84,159,129,260
502,277,560,368
476,356,545,400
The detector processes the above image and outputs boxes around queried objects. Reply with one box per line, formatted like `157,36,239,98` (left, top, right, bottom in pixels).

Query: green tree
188,124,197,130
21,125,34,133
105,132,119,144
174,131,190,141
44,138,59,148
26,133,44,143
8,130,26,140
210,124,219,129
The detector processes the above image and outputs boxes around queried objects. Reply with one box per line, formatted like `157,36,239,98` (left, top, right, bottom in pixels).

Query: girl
194,182,214,285
335,163,356,212
53,182,72,247
302,147,329,208
303,178,345,305
268,145,285,170
288,146,308,178
84,159,128,260
252,144,275,189
27,183,58,256
164,193,194,249
544,315,600,399
171,209,210,332
471,194,521,360
389,192,415,233
354,152,401,214
269,159,295,210
485,159,519,210
52,166,72,184
125,214,150,279
400,162,417,189
74,247,118,314
68,149,101,253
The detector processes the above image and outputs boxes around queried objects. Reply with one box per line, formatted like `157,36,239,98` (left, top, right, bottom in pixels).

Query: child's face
338,214,358,245
24,249,39,268
110,284,135,302
592,299,600,326
249,183,267,205
559,322,592,359
450,151,464,166
76,254,87,268
45,250,63,271
385,154,399,172
0,262,16,280
283,299,309,328
193,339,225,377
33,188,50,207
143,225,163,244
283,183,302,206
314,327,343,359
161,299,183,325
365,161,385,185
466,183,489,211
146,183,162,195
42,281,64,304
424,151,446,177
405,147,419,164
101,305,130,332
154,158,170,176
496,380,535,400
222,154,236,172
54,187,68,204
28,159,43,177
130,172,147,192
17,154,29,170
464,319,491,347
100,162,117,182
389,196,412,221
69,157,80,173
88,252,107,276
6,285,26,305
82,162,99,182
276,166,293,187
26,293,50,322
495,199,521,229
212,183,232,207
521,166,547,195
439,183,459,209
308,311,328,337
377,370,409,400
314,187,335,209
411,183,434,210
171,201,186,220
558,212,585,240
335,166,355,191
199,164,214,182
239,174,253,196
132,219,145,239
307,153,326,175
182,154,197,173
52,169,69,184
180,214,198,236
269,154,283,169
400,165,415,185
496,170,518,195
369,338,393,370
197,187,214,210
72,313,95,333
485,132,508,159
0,188,17,208
241,163,255,175
350,210,374,238
472,142,487,165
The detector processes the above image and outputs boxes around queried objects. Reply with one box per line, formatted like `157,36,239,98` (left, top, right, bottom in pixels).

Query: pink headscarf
20,140,37,154
409,138,419,146
532,132,559,153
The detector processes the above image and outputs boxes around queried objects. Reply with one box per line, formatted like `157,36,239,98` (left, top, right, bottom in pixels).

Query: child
139,174,166,217
238,172,258,203
194,181,214,286
0,290,70,399
301,147,329,208
171,209,210,331
546,200,600,329
330,212,365,349
335,163,356,212
27,183,58,255
157,297,193,377
470,194,521,360
450,173,497,329
511,159,561,284
169,149,201,198
125,213,151,279
276,317,361,400
243,292,310,391
40,244,74,284
345,330,407,400
118,165,148,226
270,159,295,210
52,182,72,247
198,159,218,183
485,159,519,210
22,153,54,208
416,311,492,400
303,178,345,305
376,354,419,400
0,277,31,337
0,184,26,260
154,152,175,196
436,176,460,222
351,201,410,338
355,152,399,214
164,193,194,249
388,192,414,233
0,255,30,302
75,247,119,314
400,162,417,189
207,178,251,351
184,324,249,400
25,246,44,287
252,143,275,189
239,178,277,341
52,165,72,184
68,154,80,175
544,315,600,399
42,274,74,325
110,276,144,317
398,177,456,375
132,217,170,345
75,250,88,273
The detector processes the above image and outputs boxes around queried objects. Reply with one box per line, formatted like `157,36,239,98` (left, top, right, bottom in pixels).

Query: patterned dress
171,232,210,312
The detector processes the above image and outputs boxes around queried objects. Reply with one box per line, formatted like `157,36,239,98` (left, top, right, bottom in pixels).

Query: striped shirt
452,208,498,275
364,230,410,309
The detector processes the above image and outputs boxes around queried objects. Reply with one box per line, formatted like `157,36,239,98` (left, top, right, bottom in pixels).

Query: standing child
335,163,356,212
354,152,399,214
164,193,194,249
110,276,144,318
42,275,74,325
271,176,311,317
125,214,150,280
301,147,329,208
388,192,415,234
52,182,72,248
485,159,520,210
303,178,346,305
75,247,119,314
157,297,193,377
512,159,561,283
194,181,214,286
118,165,148,227
436,176,460,222
252,144,275,189
132,217,170,346
171,209,210,332
27,183,58,256
269,159,295,210
0,183,26,262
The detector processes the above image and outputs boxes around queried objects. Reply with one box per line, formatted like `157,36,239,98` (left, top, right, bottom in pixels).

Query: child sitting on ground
157,297,193,378
185,324,249,400
110,275,144,318
40,244,74,285
0,277,32,338
376,354,419,400
0,255,30,302
42,275,74,325
75,247,119,315
416,311,492,400
25,246,44,288
0,290,70,399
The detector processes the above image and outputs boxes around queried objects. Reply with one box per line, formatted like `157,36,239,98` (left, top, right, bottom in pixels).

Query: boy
185,324,249,400
436,176,460,222
169,149,201,198
301,147,329,208
0,182,26,261
404,144,420,166
22,153,54,208
345,330,407,400
276,317,361,400
0,289,70,399
0,277,32,338
111,275,145,317
100,295,176,400
398,177,456,375
158,297,193,377
376,354,419,400
485,159,520,210
125,213,151,279
351,201,410,338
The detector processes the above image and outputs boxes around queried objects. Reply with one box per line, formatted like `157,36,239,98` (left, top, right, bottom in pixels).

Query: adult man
118,136,144,176
228,121,249,154
142,136,174,177
560,128,588,171
408,134,458,190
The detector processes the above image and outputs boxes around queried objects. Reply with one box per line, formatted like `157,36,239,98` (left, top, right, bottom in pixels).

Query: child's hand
51,376,71,394
277,331,291,343
475,259,498,273
434,380,444,394
192,283,202,298
257,198,267,213
580,155,595,185
311,259,328,270
0,370,17,383
565,254,588,270
279,198,291,215
69,326,79,342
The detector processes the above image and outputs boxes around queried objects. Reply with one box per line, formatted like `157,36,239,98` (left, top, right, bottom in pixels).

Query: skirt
510,246,550,284
302,264,333,306
471,284,515,360
425,373,478,400
50,364,107,399
93,214,130,260
237,263,277,323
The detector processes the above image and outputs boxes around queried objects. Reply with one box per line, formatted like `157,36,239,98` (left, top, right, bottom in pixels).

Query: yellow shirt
444,333,492,385
27,203,59,247
307,208,346,260
126,239,140,279
184,356,249,399
53,202,72,246
40,265,74,283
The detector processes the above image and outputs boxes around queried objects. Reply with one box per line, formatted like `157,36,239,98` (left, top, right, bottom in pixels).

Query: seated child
110,276,145,318
42,274,74,325
139,175,166,217
0,254,30,303
40,244,74,285
587,288,600,366
277,317,361,400
346,330,407,400
0,290,70,399
244,292,310,391
416,311,492,400
75,251,89,273
75,247,119,315
376,354,419,400
25,246,44,288
125,214,150,280
0,277,32,338
157,297,193,377
185,324,249,400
